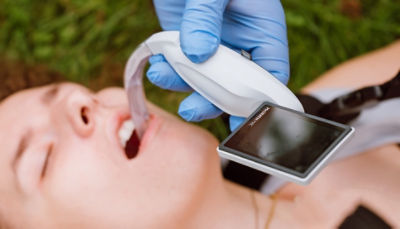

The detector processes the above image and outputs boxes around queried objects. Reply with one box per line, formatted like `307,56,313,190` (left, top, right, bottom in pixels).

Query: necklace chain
265,194,278,228
250,191,278,229
250,190,259,229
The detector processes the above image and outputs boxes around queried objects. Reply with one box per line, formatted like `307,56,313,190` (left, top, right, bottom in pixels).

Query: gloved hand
147,0,289,131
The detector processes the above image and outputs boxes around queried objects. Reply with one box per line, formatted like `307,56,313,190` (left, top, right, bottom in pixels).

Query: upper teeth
119,120,135,147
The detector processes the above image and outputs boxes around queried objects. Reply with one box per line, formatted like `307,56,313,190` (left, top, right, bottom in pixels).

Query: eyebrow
41,83,60,105
12,129,33,173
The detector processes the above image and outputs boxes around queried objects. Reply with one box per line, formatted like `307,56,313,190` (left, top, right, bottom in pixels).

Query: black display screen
221,103,351,177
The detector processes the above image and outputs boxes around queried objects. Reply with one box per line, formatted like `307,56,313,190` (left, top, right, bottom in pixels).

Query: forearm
302,40,400,93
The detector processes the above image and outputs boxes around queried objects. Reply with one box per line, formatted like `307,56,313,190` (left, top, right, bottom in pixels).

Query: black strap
339,205,392,229
223,161,268,190
319,70,400,123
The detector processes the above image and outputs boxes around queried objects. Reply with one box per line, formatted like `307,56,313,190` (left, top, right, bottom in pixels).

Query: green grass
0,0,159,83
284,0,400,90
1,0,399,140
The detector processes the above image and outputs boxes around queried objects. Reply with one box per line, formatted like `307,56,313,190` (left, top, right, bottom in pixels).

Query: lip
138,114,161,152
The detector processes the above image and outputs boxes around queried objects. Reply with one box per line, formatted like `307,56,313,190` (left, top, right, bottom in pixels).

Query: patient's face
0,83,220,228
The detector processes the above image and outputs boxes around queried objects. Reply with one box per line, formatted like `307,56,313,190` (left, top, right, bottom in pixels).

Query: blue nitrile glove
147,0,289,131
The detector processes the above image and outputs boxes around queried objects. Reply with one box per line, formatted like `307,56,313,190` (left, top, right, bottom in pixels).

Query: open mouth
118,120,140,159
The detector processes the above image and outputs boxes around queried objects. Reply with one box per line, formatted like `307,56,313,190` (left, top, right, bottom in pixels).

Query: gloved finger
146,54,192,92
251,43,290,85
180,0,230,63
229,115,246,132
222,0,290,84
178,91,223,122
152,0,185,30
246,0,289,85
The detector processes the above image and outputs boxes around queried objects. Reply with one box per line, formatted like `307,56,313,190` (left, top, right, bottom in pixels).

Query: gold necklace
250,190,259,229
250,191,278,229
265,194,278,229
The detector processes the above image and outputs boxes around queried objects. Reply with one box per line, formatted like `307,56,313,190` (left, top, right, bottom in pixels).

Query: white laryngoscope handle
124,31,304,138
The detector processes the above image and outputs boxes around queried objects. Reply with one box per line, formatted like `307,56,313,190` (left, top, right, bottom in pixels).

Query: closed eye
41,144,53,179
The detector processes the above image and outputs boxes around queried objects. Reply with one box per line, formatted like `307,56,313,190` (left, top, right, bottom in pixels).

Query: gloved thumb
180,0,229,63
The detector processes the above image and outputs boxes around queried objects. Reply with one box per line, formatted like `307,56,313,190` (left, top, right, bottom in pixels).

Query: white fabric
261,88,400,195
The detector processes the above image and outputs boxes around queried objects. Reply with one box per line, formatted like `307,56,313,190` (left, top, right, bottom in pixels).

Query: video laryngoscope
124,31,354,185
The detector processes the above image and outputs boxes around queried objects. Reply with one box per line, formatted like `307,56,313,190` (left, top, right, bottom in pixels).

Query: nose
65,89,96,137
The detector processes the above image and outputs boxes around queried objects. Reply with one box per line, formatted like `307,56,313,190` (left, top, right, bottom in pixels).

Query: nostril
81,107,90,125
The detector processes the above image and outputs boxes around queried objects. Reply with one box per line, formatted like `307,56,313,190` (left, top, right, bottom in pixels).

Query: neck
185,179,275,229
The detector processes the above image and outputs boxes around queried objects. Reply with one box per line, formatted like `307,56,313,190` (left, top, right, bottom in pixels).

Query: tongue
124,130,140,159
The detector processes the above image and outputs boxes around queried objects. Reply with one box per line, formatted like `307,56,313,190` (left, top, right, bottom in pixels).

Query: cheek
43,143,128,225
40,117,222,227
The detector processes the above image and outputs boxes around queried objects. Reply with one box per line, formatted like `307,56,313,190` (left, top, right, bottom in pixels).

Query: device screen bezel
219,101,353,178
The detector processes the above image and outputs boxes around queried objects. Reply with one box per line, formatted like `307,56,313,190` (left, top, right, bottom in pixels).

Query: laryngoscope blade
124,43,152,139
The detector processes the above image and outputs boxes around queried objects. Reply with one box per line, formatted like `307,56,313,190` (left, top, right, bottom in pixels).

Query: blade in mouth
125,130,140,159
